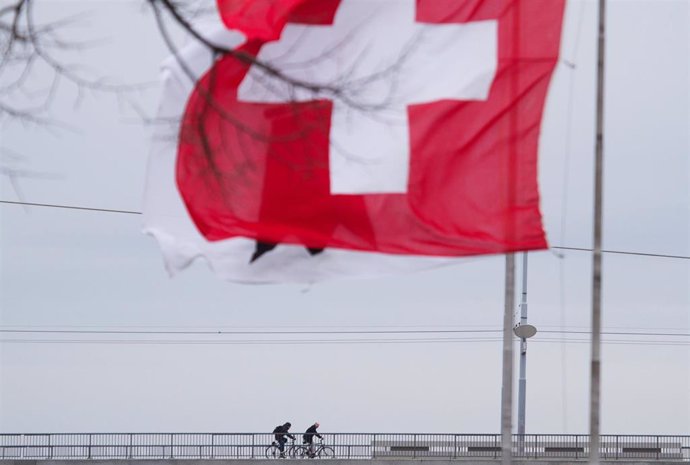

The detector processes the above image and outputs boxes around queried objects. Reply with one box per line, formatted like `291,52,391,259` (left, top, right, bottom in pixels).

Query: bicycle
293,439,335,459
266,438,301,459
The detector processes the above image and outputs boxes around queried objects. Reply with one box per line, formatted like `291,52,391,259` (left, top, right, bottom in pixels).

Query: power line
0,337,687,346
1,327,687,347
0,328,688,337
551,246,689,261
0,328,500,335
2,199,689,260
0,337,508,345
541,330,690,337
0,200,141,215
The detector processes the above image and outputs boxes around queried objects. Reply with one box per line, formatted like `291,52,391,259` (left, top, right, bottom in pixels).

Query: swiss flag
144,0,566,283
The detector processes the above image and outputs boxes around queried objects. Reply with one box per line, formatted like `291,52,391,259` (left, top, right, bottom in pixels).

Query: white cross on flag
143,0,566,283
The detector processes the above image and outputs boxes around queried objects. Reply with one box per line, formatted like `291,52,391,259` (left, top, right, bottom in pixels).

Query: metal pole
517,252,528,438
501,253,516,465
501,1,521,461
590,1,606,464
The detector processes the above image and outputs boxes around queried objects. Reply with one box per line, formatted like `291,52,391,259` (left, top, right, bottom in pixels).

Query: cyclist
302,422,322,458
273,422,295,458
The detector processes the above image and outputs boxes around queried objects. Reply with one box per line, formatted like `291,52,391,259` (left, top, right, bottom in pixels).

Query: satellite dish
513,324,537,339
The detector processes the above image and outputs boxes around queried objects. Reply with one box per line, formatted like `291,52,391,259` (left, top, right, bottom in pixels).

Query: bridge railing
1,433,689,461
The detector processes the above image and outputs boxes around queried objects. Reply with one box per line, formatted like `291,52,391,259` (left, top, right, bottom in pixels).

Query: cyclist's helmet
285,422,292,428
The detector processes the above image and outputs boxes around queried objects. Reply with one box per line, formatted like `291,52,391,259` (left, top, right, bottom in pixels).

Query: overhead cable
2,199,688,260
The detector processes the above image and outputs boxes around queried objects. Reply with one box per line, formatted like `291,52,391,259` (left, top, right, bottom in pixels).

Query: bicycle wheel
292,445,308,458
317,447,335,459
265,445,281,459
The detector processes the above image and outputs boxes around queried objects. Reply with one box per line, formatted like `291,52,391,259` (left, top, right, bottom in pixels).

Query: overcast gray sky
1,0,688,435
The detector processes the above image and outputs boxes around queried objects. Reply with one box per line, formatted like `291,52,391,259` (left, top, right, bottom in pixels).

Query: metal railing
1,433,688,461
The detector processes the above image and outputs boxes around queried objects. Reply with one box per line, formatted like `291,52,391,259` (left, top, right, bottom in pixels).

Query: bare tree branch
0,0,154,125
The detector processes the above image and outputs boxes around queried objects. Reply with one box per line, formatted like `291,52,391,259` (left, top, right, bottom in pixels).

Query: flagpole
500,1,523,461
590,0,607,464
501,253,515,465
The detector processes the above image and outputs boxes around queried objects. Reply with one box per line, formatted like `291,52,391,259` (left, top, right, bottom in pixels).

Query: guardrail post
372,434,376,459
531,434,536,459
88,434,92,459
170,434,174,459
251,434,255,459
616,434,619,460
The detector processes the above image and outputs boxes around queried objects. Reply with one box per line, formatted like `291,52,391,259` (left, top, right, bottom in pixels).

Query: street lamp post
514,252,537,451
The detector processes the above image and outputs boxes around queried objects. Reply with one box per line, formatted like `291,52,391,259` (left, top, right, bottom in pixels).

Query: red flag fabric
144,0,565,282
216,0,341,40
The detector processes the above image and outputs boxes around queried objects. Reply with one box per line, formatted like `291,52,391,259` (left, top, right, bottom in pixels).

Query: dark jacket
303,424,322,444
273,424,295,441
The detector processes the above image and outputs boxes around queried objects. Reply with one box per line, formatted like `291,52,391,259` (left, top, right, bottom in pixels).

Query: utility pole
515,253,537,449
590,1,607,464
501,253,515,465
517,253,528,436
